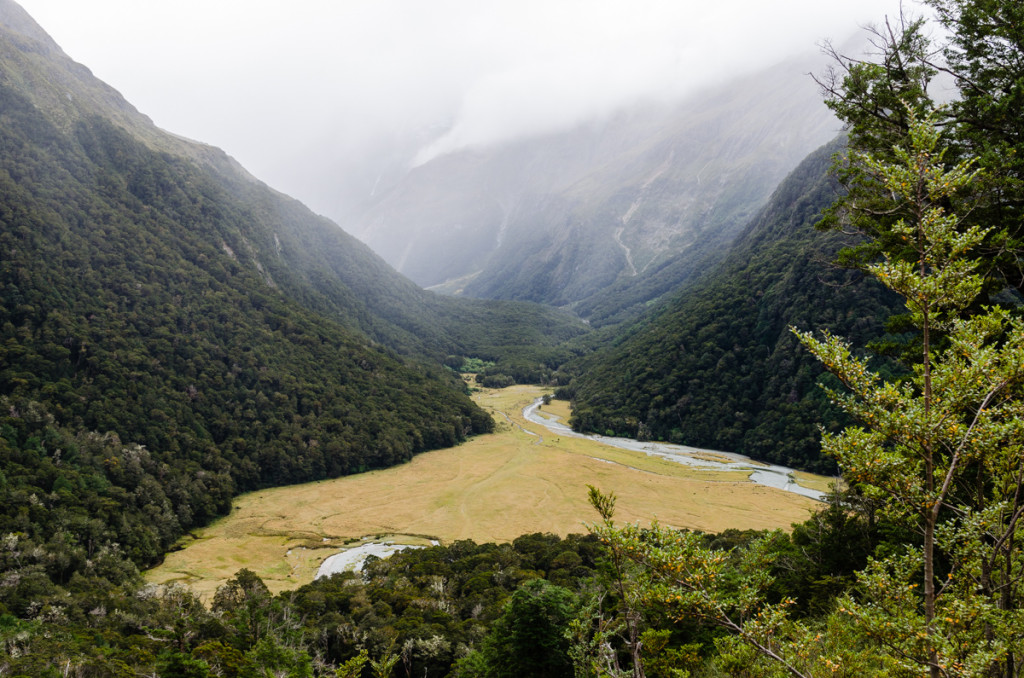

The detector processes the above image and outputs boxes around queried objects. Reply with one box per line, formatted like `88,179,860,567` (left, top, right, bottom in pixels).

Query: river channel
317,396,828,577
523,398,828,501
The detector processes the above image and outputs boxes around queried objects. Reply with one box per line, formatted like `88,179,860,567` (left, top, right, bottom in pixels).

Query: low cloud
410,0,903,164
17,0,903,217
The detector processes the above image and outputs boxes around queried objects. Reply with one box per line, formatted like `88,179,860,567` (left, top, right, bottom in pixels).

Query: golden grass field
147,384,828,599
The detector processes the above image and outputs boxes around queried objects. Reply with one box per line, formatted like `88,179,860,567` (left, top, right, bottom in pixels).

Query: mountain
350,53,842,319
0,0,588,364
0,4,917,675
564,138,903,473
0,0,593,569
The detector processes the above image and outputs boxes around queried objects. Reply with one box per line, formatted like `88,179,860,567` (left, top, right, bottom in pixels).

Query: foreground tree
592,112,1024,677
818,0,1024,295
468,578,576,678
797,111,1024,677
588,485,647,678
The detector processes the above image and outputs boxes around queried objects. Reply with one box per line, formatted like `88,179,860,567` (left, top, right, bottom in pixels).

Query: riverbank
146,384,828,599
523,397,831,500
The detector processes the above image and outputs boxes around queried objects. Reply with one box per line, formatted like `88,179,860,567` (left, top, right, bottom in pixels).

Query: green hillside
0,2,520,573
205,154,590,370
0,76,495,487
566,139,903,473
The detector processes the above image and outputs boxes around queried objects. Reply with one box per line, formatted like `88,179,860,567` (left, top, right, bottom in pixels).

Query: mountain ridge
565,137,903,472
1,0,590,372
352,52,843,320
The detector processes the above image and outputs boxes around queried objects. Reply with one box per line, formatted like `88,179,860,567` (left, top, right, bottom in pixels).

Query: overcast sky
17,0,904,220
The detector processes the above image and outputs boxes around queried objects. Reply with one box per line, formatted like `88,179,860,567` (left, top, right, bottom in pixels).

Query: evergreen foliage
0,532,607,677
0,520,902,678
567,139,903,472
589,106,1024,678
0,92,493,497
818,0,1024,298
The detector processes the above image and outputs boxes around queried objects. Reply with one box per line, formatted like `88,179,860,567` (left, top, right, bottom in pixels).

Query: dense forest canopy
0,75,499,562
3,0,1024,676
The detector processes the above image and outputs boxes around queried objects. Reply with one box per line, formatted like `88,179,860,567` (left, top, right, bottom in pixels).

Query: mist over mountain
565,138,903,472
350,52,841,315
0,0,591,563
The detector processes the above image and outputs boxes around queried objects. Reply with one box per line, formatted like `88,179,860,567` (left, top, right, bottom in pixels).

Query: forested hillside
0,57,496,521
203,143,591,373
0,0,590,596
0,0,589,377
565,139,903,473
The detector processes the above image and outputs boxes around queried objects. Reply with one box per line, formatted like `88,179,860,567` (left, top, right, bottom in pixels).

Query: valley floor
146,385,828,599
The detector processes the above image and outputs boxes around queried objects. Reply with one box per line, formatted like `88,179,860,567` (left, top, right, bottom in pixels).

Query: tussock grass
147,385,824,599
792,470,842,495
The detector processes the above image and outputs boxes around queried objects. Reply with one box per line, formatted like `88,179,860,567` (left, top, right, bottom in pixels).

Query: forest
3,0,1024,675
563,139,903,474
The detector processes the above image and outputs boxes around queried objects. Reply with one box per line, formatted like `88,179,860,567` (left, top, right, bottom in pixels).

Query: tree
797,110,1024,677
590,112,1024,678
334,650,368,678
815,5,1024,672
368,646,400,678
213,569,276,649
588,486,646,678
817,0,1024,296
589,517,816,677
479,578,577,678
928,0,1024,293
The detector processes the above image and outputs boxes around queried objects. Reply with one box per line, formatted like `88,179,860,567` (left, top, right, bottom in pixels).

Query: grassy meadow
147,385,827,599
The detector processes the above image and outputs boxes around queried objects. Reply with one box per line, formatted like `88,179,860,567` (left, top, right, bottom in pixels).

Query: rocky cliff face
351,52,842,314
566,137,904,471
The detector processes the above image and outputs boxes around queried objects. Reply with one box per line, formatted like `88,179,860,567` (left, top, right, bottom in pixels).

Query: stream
316,399,828,578
523,398,827,501
316,542,426,579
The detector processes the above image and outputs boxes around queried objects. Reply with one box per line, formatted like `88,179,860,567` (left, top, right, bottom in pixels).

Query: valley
4,1,1023,674
146,384,827,599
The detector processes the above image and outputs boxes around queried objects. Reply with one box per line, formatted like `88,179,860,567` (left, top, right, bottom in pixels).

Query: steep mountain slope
566,138,902,473
0,0,588,371
0,0,587,569
0,34,494,480
195,159,591,371
352,54,841,315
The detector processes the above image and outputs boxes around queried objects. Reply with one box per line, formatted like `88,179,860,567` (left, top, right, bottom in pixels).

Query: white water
315,542,422,579
523,399,827,501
